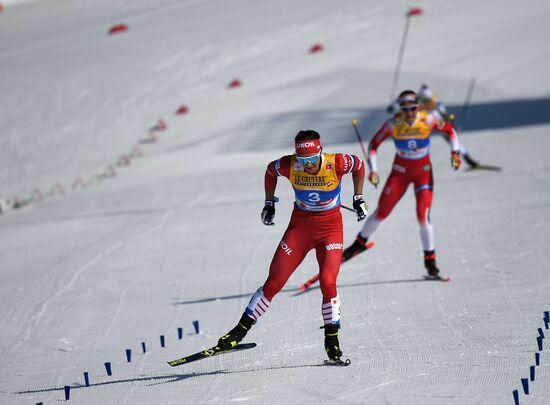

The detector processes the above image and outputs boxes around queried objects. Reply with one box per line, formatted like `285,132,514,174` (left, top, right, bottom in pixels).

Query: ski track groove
6,240,125,355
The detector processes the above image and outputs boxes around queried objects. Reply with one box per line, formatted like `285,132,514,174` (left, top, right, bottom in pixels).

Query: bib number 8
408,140,418,150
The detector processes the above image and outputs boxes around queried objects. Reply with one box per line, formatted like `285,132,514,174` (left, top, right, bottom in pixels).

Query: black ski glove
352,194,369,221
261,200,276,225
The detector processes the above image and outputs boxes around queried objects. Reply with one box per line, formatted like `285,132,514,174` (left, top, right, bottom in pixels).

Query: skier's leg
262,220,310,301
218,218,310,349
414,171,439,276
315,212,345,360
342,172,409,261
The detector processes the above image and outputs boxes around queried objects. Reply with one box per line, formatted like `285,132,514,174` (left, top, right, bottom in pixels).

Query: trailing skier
342,90,460,280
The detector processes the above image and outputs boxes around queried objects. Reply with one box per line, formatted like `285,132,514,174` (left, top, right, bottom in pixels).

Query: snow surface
1,0,550,404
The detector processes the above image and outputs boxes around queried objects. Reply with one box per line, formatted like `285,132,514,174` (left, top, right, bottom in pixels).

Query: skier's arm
367,120,392,173
429,114,460,152
365,120,392,186
429,114,462,170
264,156,291,199
335,154,368,220
262,156,292,224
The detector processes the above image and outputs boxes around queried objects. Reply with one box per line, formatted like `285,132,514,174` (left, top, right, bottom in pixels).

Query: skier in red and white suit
342,90,462,277
217,130,368,363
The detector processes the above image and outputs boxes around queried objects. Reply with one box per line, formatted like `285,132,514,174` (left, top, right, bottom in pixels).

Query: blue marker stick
193,320,200,334
64,385,70,400
535,352,540,366
537,336,543,351
84,371,90,387
521,378,529,395
538,328,545,339
530,365,535,381
160,335,165,347
104,362,112,376
126,349,132,362
512,389,519,405
178,327,183,340
141,341,147,353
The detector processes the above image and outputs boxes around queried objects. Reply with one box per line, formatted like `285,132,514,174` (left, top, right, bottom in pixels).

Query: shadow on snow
172,277,434,305
224,96,550,153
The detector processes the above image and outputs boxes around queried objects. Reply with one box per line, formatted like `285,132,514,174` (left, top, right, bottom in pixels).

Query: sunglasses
401,105,418,113
296,152,321,165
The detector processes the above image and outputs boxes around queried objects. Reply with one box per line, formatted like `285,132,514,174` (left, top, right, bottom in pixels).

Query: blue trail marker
538,328,545,339
36,403,44,405
535,352,540,366
104,362,112,376
64,385,71,400
530,365,535,381
178,327,183,340
537,336,543,351
126,348,132,362
193,320,200,334
84,371,90,387
160,335,165,347
512,389,519,405
545,311,549,329
141,341,147,353
521,378,529,395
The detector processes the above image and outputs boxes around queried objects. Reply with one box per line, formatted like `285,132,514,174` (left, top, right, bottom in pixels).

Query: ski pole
351,119,368,163
341,204,355,213
457,77,476,133
389,8,424,103
351,119,377,189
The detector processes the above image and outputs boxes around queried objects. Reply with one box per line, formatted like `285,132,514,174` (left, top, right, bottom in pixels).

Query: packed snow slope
1,0,550,404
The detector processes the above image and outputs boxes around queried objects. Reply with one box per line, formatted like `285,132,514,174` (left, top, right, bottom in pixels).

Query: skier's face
297,152,321,174
401,102,418,124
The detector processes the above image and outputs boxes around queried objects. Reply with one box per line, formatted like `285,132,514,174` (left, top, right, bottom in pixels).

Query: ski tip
299,285,307,292
366,241,375,249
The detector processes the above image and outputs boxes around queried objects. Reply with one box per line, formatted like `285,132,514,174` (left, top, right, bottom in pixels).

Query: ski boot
342,234,369,262
463,152,480,169
322,323,351,366
424,250,450,281
424,250,440,277
217,312,255,350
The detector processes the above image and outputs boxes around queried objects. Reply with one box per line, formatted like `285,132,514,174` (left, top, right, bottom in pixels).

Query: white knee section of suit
322,295,341,326
246,287,271,321
419,222,434,251
360,212,381,239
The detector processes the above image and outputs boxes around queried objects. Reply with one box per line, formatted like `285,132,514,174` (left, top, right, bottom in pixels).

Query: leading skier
217,129,368,364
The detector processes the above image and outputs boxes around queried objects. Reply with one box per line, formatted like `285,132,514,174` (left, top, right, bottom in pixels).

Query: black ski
167,343,256,367
423,275,450,282
324,358,351,367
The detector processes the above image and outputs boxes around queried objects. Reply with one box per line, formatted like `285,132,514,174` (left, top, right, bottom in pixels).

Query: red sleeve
367,120,393,172
428,114,459,150
335,153,365,179
265,155,291,190
368,120,393,154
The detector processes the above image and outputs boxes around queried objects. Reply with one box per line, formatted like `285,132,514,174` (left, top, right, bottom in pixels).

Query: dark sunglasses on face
401,105,418,113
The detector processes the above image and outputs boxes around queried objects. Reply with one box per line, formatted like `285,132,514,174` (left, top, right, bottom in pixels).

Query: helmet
418,84,433,101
